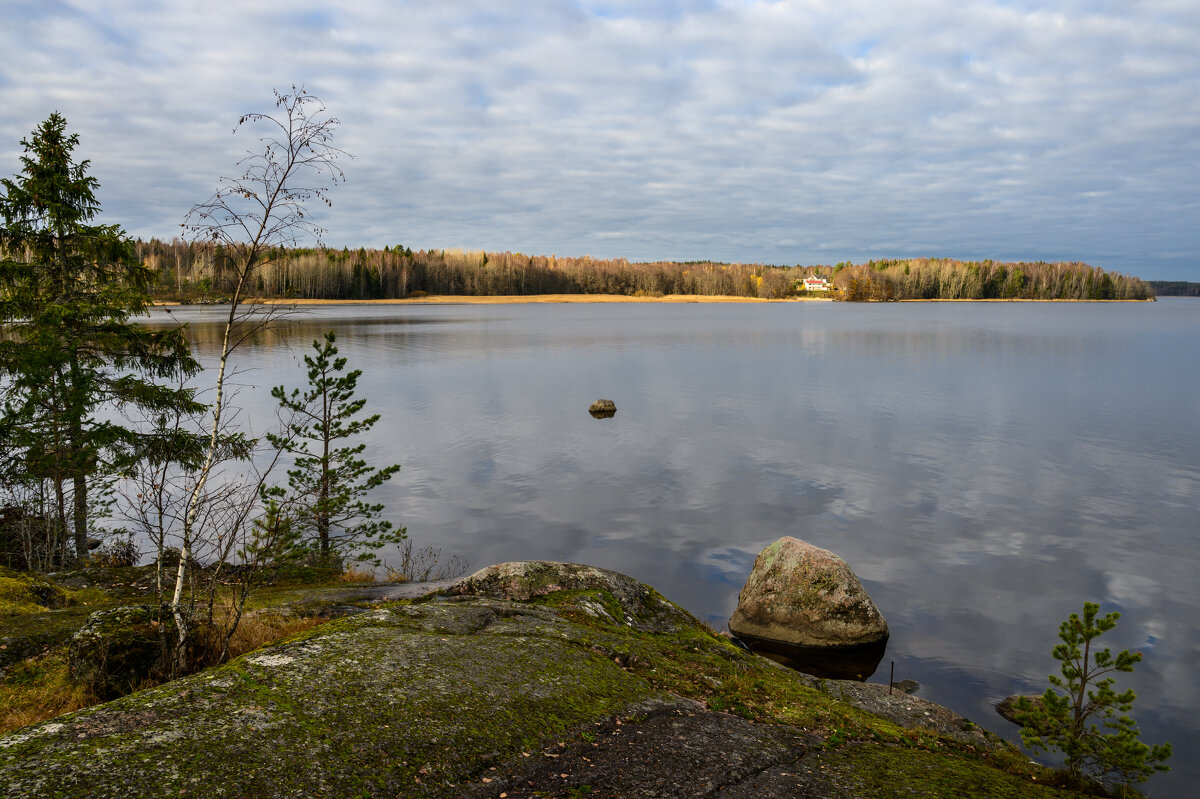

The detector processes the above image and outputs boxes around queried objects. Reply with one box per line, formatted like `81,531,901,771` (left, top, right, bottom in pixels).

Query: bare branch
164,87,349,671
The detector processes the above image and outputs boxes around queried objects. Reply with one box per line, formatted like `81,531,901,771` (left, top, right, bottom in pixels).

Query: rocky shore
0,562,1091,797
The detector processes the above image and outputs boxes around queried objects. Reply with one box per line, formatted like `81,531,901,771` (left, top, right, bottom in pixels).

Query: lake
148,298,1199,793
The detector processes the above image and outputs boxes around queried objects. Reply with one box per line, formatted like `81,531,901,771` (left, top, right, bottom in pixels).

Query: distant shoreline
249,294,824,305
153,293,1155,306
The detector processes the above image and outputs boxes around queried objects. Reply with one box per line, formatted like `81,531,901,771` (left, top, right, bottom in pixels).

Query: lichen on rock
729,537,889,650
67,605,172,699
0,597,664,798
448,561,695,633
0,565,1085,798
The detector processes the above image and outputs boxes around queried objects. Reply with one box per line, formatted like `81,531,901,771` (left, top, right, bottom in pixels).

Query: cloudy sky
3,1,1197,280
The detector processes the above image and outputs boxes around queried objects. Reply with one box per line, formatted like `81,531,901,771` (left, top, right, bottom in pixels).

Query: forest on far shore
1148,281,1200,297
132,239,1154,302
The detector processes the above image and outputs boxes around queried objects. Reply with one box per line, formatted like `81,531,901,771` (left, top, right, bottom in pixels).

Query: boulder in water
729,537,888,678
589,398,617,418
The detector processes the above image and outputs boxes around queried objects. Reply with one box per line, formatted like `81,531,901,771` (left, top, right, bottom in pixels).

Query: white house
803,276,830,291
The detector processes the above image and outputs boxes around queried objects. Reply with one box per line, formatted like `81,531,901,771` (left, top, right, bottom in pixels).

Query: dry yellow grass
1,613,327,735
339,564,377,583
223,614,326,660
0,653,97,736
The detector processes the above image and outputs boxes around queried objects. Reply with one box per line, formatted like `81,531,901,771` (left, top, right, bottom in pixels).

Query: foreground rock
730,538,889,649
730,538,888,678
0,563,1084,798
448,561,693,633
67,605,169,699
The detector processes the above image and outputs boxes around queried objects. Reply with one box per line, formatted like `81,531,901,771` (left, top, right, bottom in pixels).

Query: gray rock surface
0,566,1065,799
0,598,662,798
448,560,695,633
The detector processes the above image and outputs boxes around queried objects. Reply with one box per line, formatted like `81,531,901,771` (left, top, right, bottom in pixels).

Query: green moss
0,575,66,616
811,743,1094,798
0,579,1096,798
0,599,663,797
531,588,902,741
810,571,838,593
0,567,118,618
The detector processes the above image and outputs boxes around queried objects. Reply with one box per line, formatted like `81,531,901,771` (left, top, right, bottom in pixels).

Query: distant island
136,239,1154,302
1148,281,1200,297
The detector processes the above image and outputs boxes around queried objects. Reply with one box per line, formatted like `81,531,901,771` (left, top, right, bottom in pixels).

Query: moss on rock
0,568,1093,798
67,606,172,699
0,571,69,616
448,561,696,634
0,598,663,798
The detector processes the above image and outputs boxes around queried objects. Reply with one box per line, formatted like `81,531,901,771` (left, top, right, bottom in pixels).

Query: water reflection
146,299,1200,793
739,637,889,681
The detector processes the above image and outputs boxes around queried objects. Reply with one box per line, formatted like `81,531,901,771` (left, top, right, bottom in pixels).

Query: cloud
1,1,1197,278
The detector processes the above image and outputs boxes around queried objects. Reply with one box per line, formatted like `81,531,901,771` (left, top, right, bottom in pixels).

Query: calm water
148,299,1199,792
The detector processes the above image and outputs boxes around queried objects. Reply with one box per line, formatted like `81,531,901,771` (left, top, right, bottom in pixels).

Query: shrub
94,535,141,568
384,541,472,583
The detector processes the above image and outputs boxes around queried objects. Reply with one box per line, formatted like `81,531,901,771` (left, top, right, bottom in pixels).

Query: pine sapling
1016,602,1171,790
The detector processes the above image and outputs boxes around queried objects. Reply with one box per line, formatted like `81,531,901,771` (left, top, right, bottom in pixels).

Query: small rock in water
995,694,1044,725
588,398,616,418
890,679,920,694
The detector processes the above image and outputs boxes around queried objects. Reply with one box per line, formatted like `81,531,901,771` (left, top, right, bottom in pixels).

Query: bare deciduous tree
168,87,347,667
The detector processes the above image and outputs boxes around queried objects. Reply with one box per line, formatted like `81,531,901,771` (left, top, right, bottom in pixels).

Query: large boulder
729,537,888,650
67,605,170,698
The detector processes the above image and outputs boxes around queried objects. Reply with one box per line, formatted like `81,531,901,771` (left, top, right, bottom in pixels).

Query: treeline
132,239,1153,301
832,258,1153,301
1147,281,1200,297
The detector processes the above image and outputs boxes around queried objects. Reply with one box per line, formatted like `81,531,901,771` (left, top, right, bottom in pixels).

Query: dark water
149,299,1200,792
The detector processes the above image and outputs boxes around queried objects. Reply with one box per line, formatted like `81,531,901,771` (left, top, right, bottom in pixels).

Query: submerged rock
729,537,888,677
996,693,1045,725
588,398,617,418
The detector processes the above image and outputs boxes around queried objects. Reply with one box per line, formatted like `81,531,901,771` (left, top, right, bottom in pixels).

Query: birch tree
173,87,346,667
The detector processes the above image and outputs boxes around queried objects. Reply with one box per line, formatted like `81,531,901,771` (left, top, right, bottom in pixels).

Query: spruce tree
0,113,202,561
266,331,402,564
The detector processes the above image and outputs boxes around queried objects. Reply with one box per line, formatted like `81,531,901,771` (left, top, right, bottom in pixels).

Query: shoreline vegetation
133,239,1155,303
295,295,1151,304
1147,280,1200,297
154,294,1155,306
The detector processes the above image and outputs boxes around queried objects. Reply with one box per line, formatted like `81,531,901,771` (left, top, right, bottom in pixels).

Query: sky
2,1,1197,280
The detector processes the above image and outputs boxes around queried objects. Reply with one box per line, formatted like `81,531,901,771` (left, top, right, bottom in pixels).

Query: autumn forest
133,239,1154,302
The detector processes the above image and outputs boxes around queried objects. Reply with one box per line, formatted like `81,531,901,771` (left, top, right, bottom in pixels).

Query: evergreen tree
0,113,202,561
1016,602,1171,790
266,331,402,564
